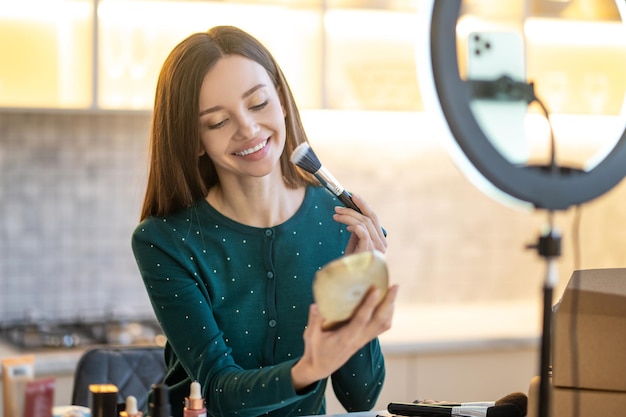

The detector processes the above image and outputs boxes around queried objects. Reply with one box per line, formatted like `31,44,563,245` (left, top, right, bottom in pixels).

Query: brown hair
140,26,316,220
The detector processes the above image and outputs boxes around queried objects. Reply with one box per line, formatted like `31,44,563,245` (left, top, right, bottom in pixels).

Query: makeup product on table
148,384,172,417
388,392,528,417
183,381,207,417
2,355,35,417
52,405,91,417
89,384,119,417
119,395,143,417
23,377,56,417
388,402,523,417
414,392,528,412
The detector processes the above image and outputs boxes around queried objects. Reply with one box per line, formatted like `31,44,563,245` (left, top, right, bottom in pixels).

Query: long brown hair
140,26,316,220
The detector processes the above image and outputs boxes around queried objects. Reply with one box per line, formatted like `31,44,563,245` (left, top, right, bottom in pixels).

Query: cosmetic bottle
148,384,172,417
183,381,207,417
119,395,143,417
2,355,35,417
89,384,119,417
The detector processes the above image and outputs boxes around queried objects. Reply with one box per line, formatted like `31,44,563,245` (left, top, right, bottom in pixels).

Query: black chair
71,345,167,412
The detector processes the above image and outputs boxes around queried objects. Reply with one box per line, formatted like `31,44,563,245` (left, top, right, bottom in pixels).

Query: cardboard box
552,268,626,392
528,376,626,417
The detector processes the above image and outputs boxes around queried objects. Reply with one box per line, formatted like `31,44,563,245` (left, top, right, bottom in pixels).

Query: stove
0,318,166,350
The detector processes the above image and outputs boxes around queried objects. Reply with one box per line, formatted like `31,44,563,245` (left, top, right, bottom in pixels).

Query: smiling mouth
234,139,269,156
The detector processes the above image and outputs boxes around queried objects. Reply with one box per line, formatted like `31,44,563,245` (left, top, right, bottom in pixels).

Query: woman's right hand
333,193,387,255
290,283,399,392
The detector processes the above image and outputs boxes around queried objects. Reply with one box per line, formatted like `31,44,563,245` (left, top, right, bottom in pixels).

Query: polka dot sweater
131,186,385,417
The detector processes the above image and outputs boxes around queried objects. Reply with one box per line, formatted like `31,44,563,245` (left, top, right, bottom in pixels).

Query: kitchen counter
1,301,541,375
2,302,542,410
0,343,87,376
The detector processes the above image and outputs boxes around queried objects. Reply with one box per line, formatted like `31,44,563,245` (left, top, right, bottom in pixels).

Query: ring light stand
419,1,626,416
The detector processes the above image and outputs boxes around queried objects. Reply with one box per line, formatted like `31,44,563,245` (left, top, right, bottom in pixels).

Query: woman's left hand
291,283,399,392
333,193,387,254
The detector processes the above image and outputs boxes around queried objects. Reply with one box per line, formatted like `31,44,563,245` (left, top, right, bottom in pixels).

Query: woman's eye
207,119,227,130
250,100,268,111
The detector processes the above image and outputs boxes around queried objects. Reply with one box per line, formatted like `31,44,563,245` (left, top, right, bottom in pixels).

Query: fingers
349,285,381,324
304,304,323,338
345,284,399,341
350,193,387,243
344,222,376,253
333,194,387,253
296,285,399,386
372,284,399,330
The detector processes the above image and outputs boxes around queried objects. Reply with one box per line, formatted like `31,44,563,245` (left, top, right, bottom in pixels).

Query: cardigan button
266,271,274,279
268,319,277,327
265,229,273,237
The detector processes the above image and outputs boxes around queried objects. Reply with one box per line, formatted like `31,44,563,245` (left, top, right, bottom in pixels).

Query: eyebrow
199,83,267,117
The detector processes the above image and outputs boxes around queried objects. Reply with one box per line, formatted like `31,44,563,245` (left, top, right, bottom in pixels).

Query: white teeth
235,140,268,156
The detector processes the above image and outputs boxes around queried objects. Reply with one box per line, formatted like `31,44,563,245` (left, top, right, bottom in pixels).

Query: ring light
421,0,626,211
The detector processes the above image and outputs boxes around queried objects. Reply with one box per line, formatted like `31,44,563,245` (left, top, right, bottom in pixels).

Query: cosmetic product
290,142,387,236
387,392,528,417
23,377,56,417
2,355,35,417
183,381,207,417
388,402,524,417
119,395,143,417
148,384,172,417
52,405,91,417
412,392,528,415
89,384,119,417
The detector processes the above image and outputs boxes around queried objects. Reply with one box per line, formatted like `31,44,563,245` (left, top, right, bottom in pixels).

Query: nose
233,111,260,140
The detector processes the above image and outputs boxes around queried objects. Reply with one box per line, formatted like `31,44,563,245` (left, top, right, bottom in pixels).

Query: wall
1,111,626,324
0,112,153,323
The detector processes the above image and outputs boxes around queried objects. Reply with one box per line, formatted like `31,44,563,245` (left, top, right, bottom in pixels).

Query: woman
132,25,398,417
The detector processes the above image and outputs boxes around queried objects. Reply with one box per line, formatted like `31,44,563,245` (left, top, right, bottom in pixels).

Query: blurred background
1,0,625,411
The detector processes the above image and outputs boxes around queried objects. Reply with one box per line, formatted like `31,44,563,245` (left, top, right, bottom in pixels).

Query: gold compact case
313,250,388,330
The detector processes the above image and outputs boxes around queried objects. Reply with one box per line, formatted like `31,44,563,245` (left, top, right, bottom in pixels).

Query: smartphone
467,31,529,165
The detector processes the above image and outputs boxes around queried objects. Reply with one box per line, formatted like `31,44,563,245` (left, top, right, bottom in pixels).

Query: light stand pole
527,214,562,417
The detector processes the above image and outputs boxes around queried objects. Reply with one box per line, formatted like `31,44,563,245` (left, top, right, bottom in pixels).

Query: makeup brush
290,143,387,236
388,392,527,417
387,402,523,417
290,143,361,212
414,392,528,414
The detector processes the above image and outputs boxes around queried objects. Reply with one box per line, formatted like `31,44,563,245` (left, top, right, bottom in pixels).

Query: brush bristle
486,403,523,417
290,143,322,174
495,392,528,416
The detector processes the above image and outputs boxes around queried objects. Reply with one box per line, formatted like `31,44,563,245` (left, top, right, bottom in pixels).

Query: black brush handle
388,402,452,416
312,169,388,237
338,191,388,237
337,191,362,213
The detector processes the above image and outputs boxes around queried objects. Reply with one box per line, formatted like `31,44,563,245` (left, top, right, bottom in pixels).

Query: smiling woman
131,25,397,417
197,55,287,186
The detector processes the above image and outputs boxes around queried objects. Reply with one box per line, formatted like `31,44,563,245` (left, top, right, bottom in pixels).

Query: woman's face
198,55,286,182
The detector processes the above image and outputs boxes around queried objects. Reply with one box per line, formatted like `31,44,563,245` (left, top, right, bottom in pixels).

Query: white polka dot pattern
131,186,385,417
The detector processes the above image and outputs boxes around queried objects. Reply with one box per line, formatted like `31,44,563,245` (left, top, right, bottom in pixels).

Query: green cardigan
131,186,385,417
